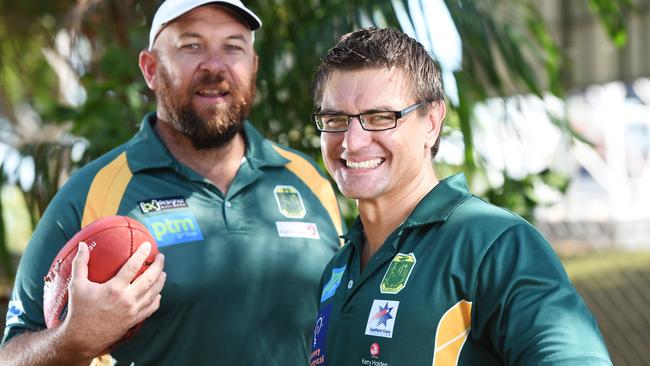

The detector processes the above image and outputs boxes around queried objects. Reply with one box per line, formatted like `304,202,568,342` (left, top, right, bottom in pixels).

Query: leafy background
0,0,634,277
2,1,648,364
0,0,641,354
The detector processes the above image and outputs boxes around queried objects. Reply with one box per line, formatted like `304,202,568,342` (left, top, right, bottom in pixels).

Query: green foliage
0,0,636,271
248,0,401,158
0,188,9,280
588,0,636,47
20,142,90,220
39,3,159,158
434,0,631,220
483,170,570,221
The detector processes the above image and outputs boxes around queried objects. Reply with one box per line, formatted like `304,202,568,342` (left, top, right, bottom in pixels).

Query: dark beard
155,65,256,150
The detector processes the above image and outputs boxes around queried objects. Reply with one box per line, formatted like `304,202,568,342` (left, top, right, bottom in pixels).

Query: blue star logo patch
365,300,400,338
372,303,394,327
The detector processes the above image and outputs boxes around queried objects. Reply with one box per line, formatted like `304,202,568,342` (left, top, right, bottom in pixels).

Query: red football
43,215,158,343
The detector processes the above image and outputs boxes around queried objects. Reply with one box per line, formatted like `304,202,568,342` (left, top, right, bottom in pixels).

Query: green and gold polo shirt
3,113,343,365
311,174,611,366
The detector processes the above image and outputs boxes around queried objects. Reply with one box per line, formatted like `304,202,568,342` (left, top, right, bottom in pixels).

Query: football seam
125,216,135,255
129,226,157,264
59,224,137,266
126,221,156,256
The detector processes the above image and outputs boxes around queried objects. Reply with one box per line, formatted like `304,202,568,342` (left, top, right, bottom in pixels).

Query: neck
359,168,438,270
154,118,245,194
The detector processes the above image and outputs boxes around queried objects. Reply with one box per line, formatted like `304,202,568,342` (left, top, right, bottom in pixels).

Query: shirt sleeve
471,223,612,365
2,193,80,344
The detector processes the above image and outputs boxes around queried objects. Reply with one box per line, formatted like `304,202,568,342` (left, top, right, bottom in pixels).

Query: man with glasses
309,28,612,365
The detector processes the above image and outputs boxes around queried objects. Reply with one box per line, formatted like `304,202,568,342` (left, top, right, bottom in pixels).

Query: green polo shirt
311,174,611,366
3,113,343,365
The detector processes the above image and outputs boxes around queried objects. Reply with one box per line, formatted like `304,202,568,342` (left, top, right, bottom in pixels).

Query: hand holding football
43,215,160,345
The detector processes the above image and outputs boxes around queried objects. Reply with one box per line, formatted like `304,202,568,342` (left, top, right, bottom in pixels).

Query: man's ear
139,49,158,90
425,101,446,149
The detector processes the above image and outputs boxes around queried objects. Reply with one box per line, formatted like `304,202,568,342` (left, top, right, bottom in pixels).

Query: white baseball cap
148,0,262,50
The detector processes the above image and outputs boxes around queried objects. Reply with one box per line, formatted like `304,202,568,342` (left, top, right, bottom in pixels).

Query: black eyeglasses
313,101,430,132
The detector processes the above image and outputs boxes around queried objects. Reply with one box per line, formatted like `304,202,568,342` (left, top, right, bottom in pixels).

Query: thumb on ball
71,241,90,280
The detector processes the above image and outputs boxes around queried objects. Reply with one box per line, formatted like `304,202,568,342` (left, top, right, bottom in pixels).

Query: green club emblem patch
380,253,417,294
274,185,306,218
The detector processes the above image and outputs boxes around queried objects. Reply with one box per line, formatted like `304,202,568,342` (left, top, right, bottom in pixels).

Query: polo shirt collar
340,216,364,245
126,113,287,174
241,120,288,169
402,173,472,228
341,173,472,247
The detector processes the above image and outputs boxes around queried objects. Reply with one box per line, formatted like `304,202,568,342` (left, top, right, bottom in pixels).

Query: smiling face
319,68,440,202
140,5,258,149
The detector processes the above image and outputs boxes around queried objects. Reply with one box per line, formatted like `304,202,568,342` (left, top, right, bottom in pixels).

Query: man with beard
0,1,343,365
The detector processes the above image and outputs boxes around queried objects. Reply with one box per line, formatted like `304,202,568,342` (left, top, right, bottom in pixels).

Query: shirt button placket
223,200,232,229
223,199,245,231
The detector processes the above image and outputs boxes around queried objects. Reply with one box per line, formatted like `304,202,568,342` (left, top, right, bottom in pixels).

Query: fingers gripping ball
43,215,158,342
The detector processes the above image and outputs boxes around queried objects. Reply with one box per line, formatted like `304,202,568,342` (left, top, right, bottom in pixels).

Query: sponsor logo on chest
138,196,188,214
361,341,390,366
143,211,203,247
272,185,322,239
370,342,381,358
311,303,333,366
276,221,320,239
321,265,346,302
361,358,390,366
365,299,400,338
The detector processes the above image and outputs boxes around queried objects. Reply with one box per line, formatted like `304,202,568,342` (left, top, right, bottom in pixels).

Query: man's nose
342,116,372,151
199,50,227,73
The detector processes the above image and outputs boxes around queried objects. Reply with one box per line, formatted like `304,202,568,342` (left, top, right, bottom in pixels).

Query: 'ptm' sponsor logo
144,212,203,247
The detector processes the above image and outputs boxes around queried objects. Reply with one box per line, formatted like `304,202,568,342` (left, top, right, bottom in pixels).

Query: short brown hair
312,27,445,157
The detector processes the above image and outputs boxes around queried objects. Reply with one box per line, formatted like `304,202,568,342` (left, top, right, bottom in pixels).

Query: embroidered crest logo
274,185,306,218
380,253,416,294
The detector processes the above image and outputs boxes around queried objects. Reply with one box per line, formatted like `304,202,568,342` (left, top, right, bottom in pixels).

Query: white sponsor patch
276,221,320,239
365,300,400,338
5,300,25,327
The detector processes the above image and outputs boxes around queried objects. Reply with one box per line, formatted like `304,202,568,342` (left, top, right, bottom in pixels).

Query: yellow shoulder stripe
433,300,472,366
81,152,133,228
271,145,343,237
